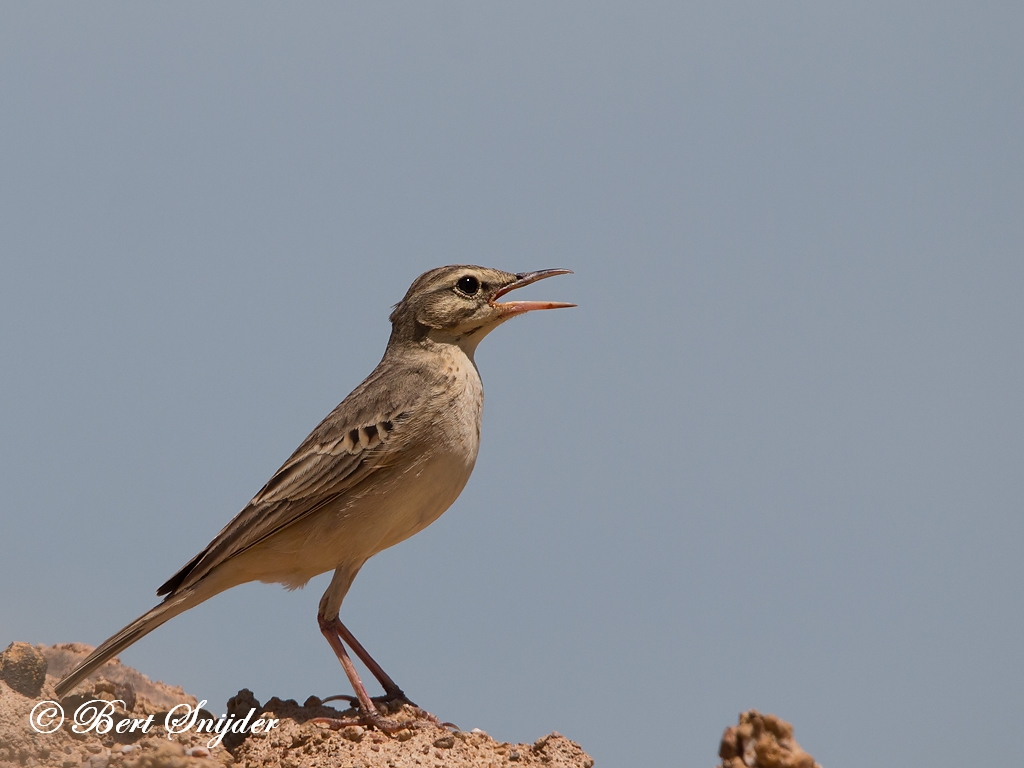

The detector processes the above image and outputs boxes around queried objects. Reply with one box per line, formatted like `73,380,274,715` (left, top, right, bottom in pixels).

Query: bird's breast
434,351,484,460
357,349,484,557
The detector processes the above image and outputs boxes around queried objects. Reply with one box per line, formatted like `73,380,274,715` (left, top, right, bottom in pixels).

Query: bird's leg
312,615,405,733
334,620,449,728
333,619,410,704
316,617,449,731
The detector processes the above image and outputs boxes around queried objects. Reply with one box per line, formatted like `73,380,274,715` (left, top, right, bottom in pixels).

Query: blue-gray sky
2,4,1022,766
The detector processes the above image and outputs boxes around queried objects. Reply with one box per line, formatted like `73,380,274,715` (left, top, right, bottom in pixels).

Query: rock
432,735,455,749
339,725,364,743
717,710,820,768
3,641,618,768
115,680,138,712
0,642,47,697
124,743,189,768
222,689,262,751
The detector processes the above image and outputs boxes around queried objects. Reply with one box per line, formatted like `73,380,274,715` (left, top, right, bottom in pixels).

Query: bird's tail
54,588,204,698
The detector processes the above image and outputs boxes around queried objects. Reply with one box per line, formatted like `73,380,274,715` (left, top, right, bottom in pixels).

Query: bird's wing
252,413,410,505
157,399,420,597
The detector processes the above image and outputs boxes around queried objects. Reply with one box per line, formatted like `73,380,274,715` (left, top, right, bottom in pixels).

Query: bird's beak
489,269,576,317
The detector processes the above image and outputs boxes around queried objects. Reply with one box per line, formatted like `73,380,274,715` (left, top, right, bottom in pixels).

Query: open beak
489,269,576,317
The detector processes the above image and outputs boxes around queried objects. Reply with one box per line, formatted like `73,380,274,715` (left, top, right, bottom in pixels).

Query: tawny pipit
55,265,574,730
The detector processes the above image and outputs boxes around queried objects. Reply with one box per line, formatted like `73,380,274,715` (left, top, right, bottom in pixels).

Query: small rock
717,710,820,768
432,736,455,750
223,689,262,752
509,749,521,761
184,747,210,758
114,682,137,713
225,689,262,718
129,743,187,768
394,729,415,742
339,726,364,743
719,726,739,760
0,642,47,697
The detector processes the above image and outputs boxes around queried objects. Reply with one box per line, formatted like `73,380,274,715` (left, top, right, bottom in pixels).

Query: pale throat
425,320,505,361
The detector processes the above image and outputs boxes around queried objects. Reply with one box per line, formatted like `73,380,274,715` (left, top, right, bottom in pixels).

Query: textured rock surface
717,710,821,768
2,642,823,768
0,643,593,768
227,693,592,768
0,643,47,699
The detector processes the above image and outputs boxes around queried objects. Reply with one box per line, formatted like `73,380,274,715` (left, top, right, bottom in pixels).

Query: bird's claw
320,694,358,706
321,689,414,707
310,712,407,733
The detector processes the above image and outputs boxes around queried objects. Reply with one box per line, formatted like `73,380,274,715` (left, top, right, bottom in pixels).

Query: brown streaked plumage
55,265,574,731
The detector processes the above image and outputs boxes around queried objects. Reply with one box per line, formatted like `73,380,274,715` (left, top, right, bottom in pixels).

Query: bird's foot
375,688,418,708
309,711,407,733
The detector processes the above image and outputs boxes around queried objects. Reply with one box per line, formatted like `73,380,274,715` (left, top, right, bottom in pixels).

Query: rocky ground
1,642,820,768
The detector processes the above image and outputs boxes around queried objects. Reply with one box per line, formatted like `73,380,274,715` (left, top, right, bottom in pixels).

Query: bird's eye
456,275,480,296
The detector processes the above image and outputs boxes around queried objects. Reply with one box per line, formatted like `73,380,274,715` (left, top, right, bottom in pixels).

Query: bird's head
388,265,574,354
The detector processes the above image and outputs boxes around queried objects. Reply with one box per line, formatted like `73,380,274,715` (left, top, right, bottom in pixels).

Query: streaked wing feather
160,406,416,596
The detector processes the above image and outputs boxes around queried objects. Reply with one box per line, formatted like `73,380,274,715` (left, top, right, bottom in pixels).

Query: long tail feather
54,588,202,698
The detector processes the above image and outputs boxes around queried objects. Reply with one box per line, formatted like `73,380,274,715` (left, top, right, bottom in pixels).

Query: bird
54,265,574,731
